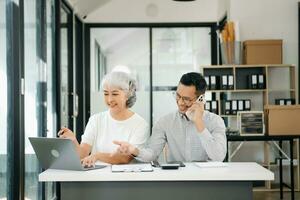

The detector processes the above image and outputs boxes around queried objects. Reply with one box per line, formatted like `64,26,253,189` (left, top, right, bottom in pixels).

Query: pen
57,128,65,136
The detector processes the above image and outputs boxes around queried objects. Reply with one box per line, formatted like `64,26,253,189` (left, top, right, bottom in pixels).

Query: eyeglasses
172,91,197,105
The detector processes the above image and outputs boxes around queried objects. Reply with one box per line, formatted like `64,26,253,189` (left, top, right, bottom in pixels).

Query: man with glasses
114,72,226,162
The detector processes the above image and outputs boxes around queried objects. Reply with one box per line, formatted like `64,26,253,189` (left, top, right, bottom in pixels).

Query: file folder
285,98,295,105
238,100,244,111
286,99,292,105
225,101,231,115
204,76,210,90
228,75,234,90
210,76,217,90
221,75,228,90
205,101,211,111
244,100,251,111
231,100,237,114
211,101,218,114
275,99,283,105
248,74,257,89
258,74,265,89
279,99,285,105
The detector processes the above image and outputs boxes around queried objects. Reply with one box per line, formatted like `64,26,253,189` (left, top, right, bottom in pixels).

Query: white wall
229,0,298,66
229,0,298,97
228,0,299,179
217,0,229,20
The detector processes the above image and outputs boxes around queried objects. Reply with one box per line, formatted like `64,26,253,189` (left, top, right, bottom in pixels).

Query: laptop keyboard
83,165,107,170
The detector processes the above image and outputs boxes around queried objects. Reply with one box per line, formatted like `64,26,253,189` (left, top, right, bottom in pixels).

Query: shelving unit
201,64,299,191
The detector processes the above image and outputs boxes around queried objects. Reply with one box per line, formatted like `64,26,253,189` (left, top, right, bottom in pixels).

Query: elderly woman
58,71,149,166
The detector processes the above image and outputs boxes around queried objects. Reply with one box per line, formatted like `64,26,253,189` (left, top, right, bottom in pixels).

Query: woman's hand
113,141,139,157
81,154,97,167
58,127,77,143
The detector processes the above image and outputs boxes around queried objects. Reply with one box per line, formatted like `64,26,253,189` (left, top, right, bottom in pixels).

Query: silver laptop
29,137,106,171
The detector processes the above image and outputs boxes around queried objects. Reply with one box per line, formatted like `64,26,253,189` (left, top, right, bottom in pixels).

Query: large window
24,0,41,199
0,0,7,199
152,28,212,122
1,0,56,199
59,3,73,130
89,26,214,128
45,0,56,198
90,28,151,124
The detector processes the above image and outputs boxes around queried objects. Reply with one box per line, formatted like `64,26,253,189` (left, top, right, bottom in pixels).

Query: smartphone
161,163,180,170
186,94,205,120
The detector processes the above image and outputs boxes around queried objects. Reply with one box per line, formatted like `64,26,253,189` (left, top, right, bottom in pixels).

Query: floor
254,191,300,200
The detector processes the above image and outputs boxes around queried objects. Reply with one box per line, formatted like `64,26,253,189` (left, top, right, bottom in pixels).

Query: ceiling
66,0,226,23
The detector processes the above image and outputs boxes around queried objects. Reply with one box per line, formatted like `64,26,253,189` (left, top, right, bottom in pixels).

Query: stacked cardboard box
243,40,282,64
264,105,300,135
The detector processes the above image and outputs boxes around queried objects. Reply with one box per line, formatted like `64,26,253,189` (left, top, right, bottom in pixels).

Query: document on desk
195,162,228,168
111,163,153,172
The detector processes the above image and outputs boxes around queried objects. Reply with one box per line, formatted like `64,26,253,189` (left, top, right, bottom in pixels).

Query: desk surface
39,162,274,182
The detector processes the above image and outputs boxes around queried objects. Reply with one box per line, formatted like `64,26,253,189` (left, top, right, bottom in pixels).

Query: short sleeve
128,122,149,149
81,115,98,146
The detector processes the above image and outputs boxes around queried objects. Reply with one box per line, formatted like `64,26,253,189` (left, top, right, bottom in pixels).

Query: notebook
111,163,153,172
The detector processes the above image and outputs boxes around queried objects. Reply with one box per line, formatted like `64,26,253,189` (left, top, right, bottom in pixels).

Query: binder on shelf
204,76,210,90
275,99,283,105
277,99,285,105
228,75,234,90
211,101,218,114
221,75,228,90
248,74,257,89
285,98,295,105
205,101,211,111
286,99,292,105
210,76,217,90
231,100,238,114
244,100,251,111
238,100,244,111
225,101,231,115
258,74,265,89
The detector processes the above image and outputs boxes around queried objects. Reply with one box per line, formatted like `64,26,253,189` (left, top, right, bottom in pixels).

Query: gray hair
101,71,137,108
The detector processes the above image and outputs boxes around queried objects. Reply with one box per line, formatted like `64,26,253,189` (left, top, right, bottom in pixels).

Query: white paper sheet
111,163,153,172
195,162,228,168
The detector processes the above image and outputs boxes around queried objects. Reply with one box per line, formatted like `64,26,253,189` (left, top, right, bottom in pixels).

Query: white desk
40,162,274,200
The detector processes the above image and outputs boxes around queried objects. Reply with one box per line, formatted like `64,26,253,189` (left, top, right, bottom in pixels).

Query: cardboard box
243,40,282,64
264,105,300,135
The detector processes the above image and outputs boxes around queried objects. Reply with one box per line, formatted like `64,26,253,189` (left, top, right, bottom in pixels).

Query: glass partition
24,0,41,199
0,0,7,198
60,5,71,128
89,27,213,128
45,0,56,198
152,28,212,122
90,28,151,124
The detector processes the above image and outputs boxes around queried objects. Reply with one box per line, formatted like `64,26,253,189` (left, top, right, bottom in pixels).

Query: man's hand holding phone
186,95,205,121
186,95,206,132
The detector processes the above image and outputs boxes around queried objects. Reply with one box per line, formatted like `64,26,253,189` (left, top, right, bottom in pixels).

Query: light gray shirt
136,110,227,162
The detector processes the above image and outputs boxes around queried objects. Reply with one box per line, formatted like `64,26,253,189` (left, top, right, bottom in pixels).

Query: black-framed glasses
172,91,197,105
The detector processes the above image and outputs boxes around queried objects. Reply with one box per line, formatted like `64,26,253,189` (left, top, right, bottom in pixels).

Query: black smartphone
168,161,185,167
161,163,180,170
